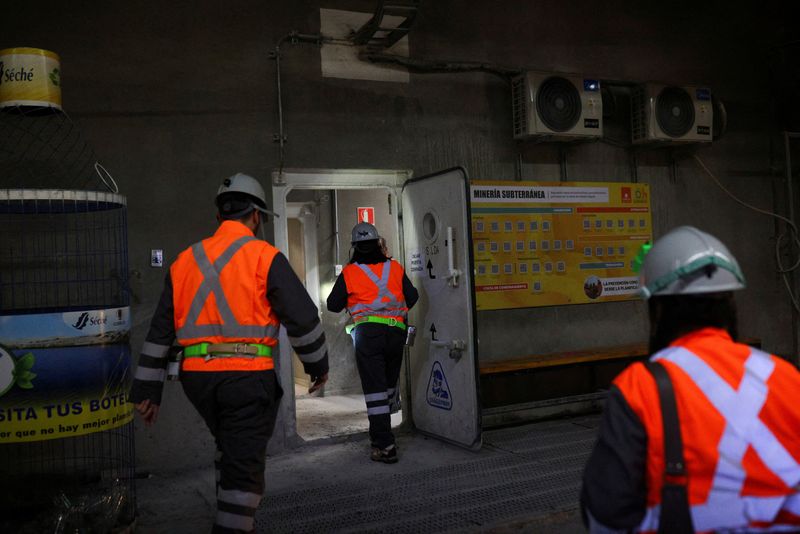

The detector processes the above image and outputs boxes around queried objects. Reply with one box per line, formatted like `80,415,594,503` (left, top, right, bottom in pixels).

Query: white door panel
402,167,481,450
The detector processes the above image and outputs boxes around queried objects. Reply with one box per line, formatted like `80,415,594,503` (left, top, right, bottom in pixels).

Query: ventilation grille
630,85,647,142
511,76,528,137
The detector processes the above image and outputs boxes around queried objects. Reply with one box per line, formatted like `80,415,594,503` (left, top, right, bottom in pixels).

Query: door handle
431,338,466,361
446,226,461,287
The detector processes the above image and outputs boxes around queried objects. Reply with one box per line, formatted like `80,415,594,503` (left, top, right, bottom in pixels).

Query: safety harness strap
644,361,694,534
184,342,272,358
345,315,407,334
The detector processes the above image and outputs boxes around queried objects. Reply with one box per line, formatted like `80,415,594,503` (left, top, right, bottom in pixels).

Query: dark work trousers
352,323,406,449
181,370,282,534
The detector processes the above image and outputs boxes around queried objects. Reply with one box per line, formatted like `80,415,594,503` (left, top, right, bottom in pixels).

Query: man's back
586,327,800,532
171,221,279,339
131,172,330,533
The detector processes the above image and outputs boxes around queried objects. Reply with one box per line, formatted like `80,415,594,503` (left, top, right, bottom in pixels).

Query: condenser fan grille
536,76,581,132
656,87,695,137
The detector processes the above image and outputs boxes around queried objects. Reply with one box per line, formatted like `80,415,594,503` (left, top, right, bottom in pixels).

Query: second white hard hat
640,225,745,299
351,222,379,243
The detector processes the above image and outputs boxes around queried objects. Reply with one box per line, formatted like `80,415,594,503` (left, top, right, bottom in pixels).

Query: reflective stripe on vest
347,261,407,320
175,236,280,342
638,346,800,532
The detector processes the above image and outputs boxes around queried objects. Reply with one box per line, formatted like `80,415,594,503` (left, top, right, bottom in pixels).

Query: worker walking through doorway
581,226,800,533
327,222,418,463
131,173,329,534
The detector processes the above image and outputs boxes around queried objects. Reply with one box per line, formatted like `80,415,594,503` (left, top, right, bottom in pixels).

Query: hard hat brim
253,204,279,218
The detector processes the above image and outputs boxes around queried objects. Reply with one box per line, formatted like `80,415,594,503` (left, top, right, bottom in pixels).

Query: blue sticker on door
426,361,452,410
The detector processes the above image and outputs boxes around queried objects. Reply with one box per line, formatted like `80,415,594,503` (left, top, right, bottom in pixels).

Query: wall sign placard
357,206,375,225
470,181,652,310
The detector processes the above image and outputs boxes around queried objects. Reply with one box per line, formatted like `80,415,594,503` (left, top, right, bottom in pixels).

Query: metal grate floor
255,415,599,533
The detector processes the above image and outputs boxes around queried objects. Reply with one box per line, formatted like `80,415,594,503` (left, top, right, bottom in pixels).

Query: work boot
370,444,398,464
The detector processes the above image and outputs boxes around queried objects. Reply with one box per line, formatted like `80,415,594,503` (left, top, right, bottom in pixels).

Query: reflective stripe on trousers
638,346,800,532
365,391,390,416
181,371,280,534
348,261,407,319
352,323,405,449
216,488,261,532
176,235,279,341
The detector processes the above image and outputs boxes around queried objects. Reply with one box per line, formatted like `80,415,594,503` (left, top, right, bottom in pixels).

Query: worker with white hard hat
326,222,418,463
581,226,800,533
131,172,330,533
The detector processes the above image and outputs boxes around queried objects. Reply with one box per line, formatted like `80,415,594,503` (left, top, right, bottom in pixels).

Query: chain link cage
0,106,117,192
0,189,135,532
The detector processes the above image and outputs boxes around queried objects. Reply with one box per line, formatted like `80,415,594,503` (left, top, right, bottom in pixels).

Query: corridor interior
286,187,403,442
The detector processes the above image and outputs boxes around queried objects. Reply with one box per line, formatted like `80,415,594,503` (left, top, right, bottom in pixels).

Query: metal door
401,167,481,450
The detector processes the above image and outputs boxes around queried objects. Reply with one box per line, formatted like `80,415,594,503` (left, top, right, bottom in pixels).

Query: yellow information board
471,181,652,310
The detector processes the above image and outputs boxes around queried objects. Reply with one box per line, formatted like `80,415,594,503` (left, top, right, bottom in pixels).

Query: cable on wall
271,32,327,181
361,52,520,82
693,154,800,312
271,31,352,180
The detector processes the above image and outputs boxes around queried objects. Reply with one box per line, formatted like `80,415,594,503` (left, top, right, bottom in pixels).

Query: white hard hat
216,173,277,217
351,222,379,243
640,226,745,299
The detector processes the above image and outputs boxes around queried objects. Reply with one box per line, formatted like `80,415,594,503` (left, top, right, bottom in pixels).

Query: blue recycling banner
0,307,133,443
0,307,130,348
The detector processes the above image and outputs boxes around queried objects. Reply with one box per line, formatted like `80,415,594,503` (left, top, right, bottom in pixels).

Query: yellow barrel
0,47,62,110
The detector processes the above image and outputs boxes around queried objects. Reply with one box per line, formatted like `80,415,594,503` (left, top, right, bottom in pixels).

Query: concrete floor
135,414,596,533
294,385,402,441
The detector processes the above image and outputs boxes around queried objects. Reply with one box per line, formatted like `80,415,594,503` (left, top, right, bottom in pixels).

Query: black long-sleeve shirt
130,251,328,406
580,385,648,531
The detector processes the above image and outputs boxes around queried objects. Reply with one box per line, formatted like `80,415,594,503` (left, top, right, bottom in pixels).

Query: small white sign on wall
151,249,163,268
407,248,425,276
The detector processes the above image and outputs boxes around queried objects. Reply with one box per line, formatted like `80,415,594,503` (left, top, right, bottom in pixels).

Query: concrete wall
6,1,796,472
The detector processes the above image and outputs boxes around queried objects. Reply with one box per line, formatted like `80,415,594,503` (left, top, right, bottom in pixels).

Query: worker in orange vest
130,173,329,533
326,222,418,463
581,226,800,533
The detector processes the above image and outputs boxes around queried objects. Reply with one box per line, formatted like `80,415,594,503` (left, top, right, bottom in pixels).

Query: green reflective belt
345,316,407,334
183,342,272,358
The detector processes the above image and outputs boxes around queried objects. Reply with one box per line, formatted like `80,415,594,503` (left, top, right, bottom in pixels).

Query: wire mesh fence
1,423,136,533
0,106,116,192
0,190,129,312
0,191,135,532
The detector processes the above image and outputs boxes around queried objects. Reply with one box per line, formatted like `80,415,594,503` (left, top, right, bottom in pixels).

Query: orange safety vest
615,328,800,533
171,220,280,372
343,260,408,324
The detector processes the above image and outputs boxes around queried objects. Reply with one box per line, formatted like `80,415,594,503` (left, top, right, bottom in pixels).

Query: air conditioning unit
511,71,603,141
631,83,713,144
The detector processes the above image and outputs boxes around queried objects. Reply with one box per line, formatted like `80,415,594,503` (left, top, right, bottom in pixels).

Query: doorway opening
284,187,403,442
